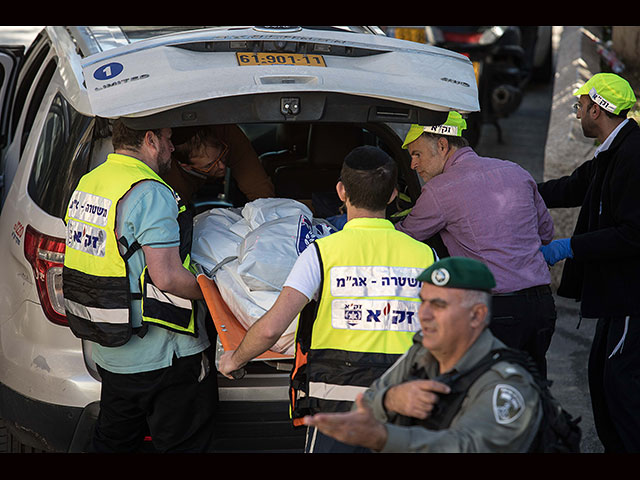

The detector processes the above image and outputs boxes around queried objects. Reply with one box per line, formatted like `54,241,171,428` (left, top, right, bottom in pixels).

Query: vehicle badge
431,268,450,286
492,384,525,424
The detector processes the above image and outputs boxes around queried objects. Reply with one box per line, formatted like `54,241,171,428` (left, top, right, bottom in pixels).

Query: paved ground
475,81,551,182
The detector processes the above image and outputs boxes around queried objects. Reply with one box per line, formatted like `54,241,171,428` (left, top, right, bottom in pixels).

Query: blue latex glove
540,238,573,266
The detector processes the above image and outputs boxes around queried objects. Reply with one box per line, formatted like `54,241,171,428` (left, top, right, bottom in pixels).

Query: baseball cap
417,257,496,293
402,111,467,149
574,73,637,115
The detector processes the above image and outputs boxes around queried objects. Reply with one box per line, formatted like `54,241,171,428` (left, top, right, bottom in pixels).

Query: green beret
417,257,496,292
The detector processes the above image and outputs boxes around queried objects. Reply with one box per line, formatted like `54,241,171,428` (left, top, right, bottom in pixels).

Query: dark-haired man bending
219,145,438,453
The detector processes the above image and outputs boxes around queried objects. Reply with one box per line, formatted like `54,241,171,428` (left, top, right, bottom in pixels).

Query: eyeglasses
573,101,596,114
182,141,229,177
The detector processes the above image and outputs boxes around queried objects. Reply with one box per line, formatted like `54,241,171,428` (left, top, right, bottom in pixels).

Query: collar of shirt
595,118,629,157
343,217,394,230
442,146,475,173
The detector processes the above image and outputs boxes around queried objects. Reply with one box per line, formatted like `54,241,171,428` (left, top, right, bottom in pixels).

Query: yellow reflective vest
289,217,436,424
63,153,195,347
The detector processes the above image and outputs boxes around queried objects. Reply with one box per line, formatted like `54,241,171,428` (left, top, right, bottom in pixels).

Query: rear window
27,93,93,218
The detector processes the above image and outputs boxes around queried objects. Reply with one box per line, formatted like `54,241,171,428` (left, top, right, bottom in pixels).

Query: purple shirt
396,147,554,293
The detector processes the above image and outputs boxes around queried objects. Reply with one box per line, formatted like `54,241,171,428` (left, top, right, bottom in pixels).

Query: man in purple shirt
395,112,556,378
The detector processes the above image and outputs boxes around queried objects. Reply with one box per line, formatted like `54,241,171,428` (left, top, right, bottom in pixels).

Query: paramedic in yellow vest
218,145,438,453
63,119,216,452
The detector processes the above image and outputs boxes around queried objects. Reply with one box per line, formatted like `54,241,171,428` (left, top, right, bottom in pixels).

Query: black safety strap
405,348,540,430
119,236,142,261
118,236,146,337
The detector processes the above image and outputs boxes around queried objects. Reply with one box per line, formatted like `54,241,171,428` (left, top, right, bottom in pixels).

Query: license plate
236,52,326,67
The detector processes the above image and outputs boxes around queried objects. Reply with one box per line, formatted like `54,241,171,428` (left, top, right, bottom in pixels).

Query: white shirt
595,118,629,157
283,245,322,301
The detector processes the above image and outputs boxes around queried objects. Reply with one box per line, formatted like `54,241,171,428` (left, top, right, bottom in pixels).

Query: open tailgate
80,26,479,120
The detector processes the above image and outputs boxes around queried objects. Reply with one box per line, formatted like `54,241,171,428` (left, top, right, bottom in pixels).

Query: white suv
0,26,478,452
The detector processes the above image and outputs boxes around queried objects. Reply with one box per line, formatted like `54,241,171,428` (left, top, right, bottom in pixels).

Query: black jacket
538,119,640,318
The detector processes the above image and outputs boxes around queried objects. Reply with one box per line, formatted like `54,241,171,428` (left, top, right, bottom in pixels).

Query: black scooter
383,26,535,147
428,26,532,146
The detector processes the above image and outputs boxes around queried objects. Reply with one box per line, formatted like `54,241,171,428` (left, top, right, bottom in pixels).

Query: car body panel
79,26,479,119
0,75,100,407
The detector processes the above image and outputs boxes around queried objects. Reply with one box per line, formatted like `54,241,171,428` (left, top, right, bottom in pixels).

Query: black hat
344,145,393,170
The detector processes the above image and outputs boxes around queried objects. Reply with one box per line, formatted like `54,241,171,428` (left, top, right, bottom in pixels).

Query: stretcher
196,270,293,361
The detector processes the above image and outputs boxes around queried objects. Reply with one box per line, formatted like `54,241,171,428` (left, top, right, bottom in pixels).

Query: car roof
49,26,479,126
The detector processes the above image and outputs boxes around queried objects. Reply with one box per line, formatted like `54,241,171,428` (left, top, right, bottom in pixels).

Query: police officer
537,73,640,452
63,119,216,452
304,257,542,453
218,145,438,453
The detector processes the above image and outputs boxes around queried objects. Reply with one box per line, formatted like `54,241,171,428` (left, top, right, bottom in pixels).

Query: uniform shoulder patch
491,361,525,379
492,384,525,424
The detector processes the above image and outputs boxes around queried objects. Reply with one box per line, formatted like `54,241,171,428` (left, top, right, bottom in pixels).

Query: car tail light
23,225,68,326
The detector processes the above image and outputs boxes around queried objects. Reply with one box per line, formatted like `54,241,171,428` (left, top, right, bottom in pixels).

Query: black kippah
344,145,392,170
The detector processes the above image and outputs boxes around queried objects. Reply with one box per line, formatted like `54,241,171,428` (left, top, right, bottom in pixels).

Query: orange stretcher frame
197,273,292,360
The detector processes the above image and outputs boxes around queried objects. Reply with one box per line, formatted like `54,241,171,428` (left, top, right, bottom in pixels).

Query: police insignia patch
492,384,525,424
431,268,450,286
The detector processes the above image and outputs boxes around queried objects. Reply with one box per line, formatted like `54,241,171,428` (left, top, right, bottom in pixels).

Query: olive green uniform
363,329,542,453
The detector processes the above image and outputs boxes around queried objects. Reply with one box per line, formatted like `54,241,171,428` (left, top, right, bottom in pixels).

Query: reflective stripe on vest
140,263,196,336
64,298,129,325
63,153,194,346
309,381,368,402
289,218,435,420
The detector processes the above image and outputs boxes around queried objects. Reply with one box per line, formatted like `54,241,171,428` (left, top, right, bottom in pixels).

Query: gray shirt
364,329,542,453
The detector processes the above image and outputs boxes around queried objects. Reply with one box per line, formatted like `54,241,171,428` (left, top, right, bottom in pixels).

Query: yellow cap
402,111,467,149
574,73,636,115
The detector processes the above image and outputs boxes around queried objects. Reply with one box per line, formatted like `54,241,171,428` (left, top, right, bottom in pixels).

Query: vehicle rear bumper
1,376,305,453
0,381,98,452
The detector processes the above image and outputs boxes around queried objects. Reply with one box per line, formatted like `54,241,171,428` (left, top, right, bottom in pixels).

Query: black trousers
490,285,557,379
91,350,218,453
589,316,640,453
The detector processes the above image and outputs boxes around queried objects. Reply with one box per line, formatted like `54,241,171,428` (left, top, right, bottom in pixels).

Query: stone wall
612,26,640,71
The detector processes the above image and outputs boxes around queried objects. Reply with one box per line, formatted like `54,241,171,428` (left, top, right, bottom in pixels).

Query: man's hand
218,350,244,379
304,394,388,451
540,238,573,266
384,379,451,419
